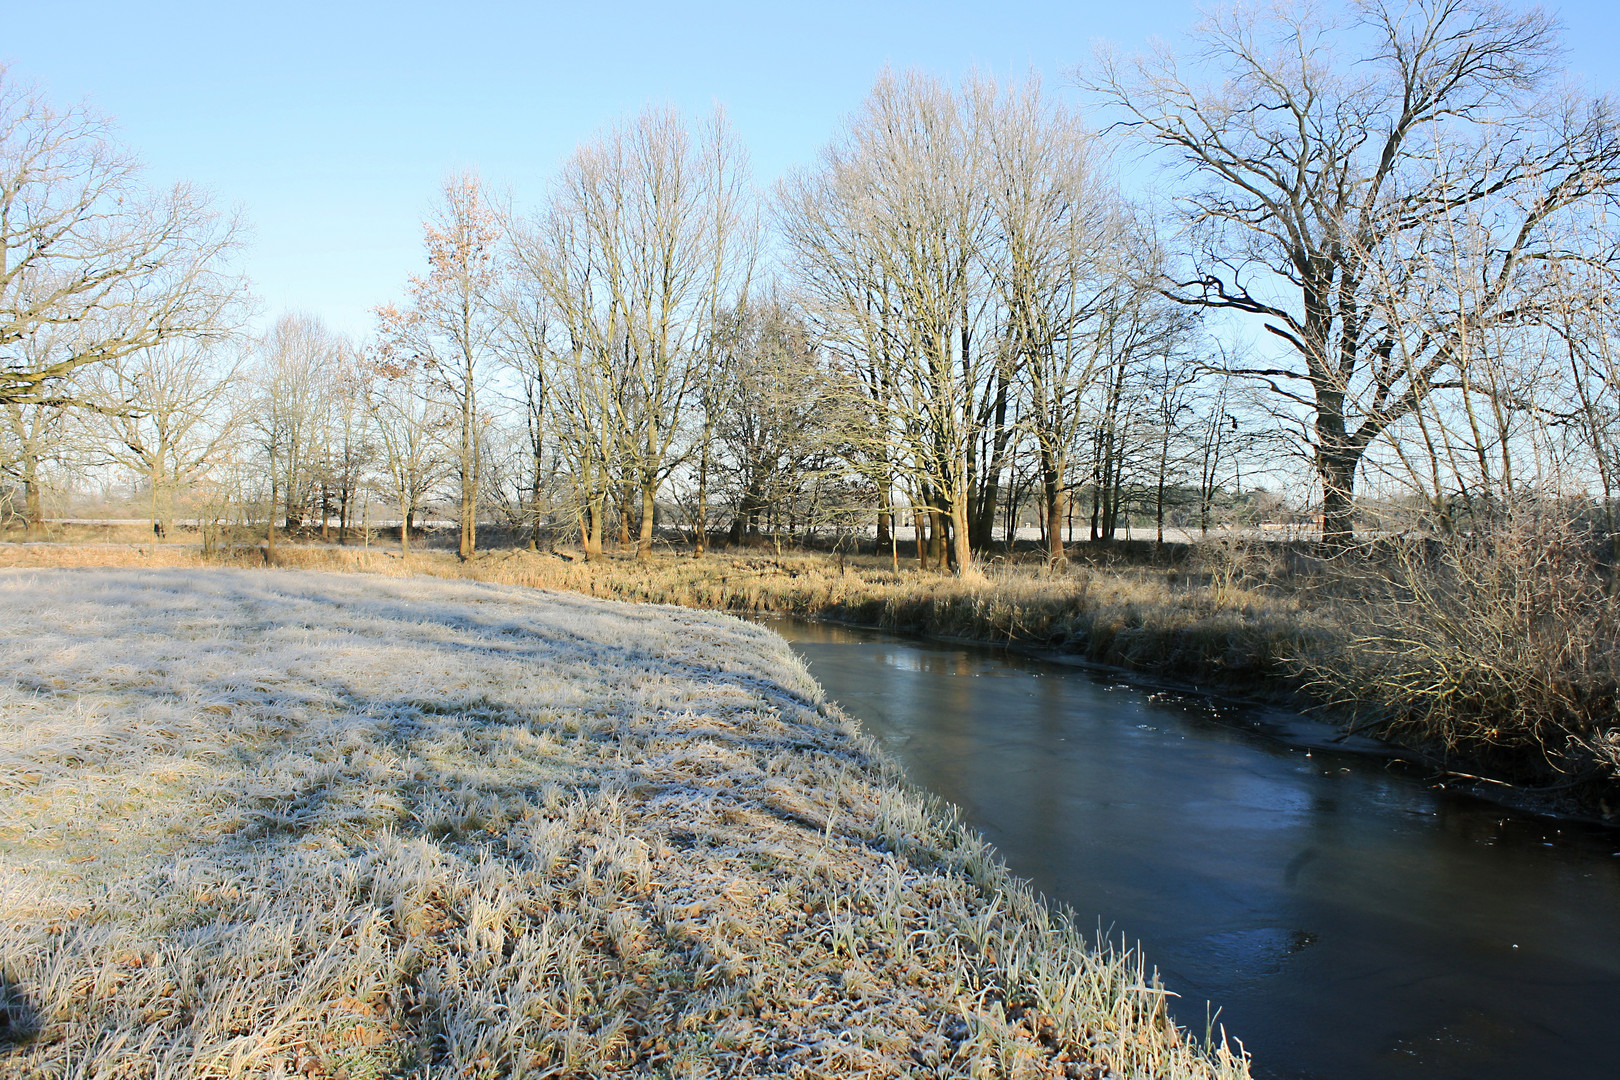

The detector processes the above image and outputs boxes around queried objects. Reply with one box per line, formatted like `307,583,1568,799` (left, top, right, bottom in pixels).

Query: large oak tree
0,69,243,408
1090,0,1620,544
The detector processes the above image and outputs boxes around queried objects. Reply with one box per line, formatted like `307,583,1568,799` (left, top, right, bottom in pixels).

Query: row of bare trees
10,1,1620,577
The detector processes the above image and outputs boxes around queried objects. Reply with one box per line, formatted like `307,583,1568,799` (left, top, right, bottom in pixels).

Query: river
766,617,1620,1080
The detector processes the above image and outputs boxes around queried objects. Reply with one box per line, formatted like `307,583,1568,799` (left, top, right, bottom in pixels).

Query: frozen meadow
0,568,1245,1079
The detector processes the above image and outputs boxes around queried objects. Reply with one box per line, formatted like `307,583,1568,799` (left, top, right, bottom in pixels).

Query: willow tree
1091,0,1620,546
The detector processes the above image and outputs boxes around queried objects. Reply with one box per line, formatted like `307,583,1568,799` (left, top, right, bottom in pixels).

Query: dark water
767,618,1620,1080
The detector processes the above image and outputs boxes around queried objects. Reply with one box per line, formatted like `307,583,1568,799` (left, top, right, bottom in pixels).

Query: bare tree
979,76,1122,561
784,72,1152,571
711,296,840,545
362,349,453,556
0,328,80,534
492,272,555,549
378,173,505,560
252,314,343,557
1089,0,1620,545
0,68,245,407
1,397,72,534
317,358,373,542
1545,256,1620,532
783,71,997,575
87,342,240,537
513,106,756,560
1082,272,1198,542
1190,366,1242,538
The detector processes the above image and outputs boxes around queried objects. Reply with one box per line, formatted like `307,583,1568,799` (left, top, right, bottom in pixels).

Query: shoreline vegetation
0,567,1248,1078
4,532,1617,823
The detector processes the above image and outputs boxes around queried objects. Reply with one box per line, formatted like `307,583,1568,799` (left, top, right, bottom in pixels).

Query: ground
0,568,1246,1079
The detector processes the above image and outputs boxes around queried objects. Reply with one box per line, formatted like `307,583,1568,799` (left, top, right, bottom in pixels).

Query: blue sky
7,1,1619,338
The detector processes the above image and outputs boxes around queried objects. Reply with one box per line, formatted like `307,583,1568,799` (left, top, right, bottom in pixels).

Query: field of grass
0,567,1248,1079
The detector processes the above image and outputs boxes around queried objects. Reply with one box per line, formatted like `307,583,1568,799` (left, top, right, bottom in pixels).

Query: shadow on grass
0,968,38,1048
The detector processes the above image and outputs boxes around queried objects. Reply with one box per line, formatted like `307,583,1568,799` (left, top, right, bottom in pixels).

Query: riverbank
0,539,1318,687
5,539,1613,818
0,567,1247,1078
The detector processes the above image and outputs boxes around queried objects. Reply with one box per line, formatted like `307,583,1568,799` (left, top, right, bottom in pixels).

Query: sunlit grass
0,567,1248,1078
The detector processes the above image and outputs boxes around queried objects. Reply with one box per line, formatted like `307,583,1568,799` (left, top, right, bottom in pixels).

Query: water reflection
768,618,1620,1080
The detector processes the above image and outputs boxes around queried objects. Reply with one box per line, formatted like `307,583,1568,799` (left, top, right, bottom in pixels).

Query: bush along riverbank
0,567,1248,1078
5,537,1615,819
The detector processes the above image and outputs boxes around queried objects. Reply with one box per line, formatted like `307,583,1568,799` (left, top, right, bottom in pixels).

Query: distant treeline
8,0,1620,574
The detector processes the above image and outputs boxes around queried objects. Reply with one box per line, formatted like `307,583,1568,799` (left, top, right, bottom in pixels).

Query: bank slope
0,568,1247,1079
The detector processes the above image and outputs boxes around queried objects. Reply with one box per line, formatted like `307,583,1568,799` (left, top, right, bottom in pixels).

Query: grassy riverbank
0,540,1318,687
0,567,1247,1079
6,536,1615,809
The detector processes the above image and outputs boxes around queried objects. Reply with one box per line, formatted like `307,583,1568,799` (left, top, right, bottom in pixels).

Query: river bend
769,618,1620,1080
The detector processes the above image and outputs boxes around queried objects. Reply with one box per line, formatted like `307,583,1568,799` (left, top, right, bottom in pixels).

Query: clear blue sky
7,1,1618,338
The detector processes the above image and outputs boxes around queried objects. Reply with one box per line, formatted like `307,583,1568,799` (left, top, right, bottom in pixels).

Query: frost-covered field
0,569,1246,1079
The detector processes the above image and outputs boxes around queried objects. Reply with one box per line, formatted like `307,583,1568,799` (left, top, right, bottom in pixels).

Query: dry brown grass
0,521,168,545
0,541,1319,695
0,566,1249,1079
15,532,1610,793
1290,516,1620,784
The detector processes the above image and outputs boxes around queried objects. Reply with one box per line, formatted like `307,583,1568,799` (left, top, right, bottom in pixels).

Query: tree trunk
970,370,1012,551
458,469,476,560
400,501,412,555
22,450,42,538
458,352,479,561
529,466,543,551
1319,454,1359,549
1045,482,1066,564
1156,479,1166,548
583,493,605,561
267,478,279,562
528,383,546,552
1041,450,1066,564
617,484,633,548
950,499,974,578
926,504,947,570
693,458,708,558
637,480,656,560
150,460,164,540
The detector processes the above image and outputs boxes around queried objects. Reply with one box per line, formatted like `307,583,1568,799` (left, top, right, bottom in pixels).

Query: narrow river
766,618,1620,1080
